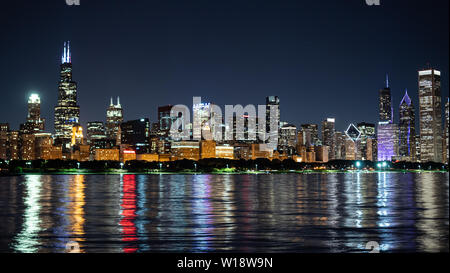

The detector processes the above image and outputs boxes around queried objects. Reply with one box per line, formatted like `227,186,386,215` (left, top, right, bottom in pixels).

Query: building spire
67,41,71,63
110,97,113,106
117,96,121,107
386,74,389,88
62,42,67,64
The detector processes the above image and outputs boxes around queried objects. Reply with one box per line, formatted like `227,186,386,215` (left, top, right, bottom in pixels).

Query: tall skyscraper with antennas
377,75,399,161
54,41,80,150
106,97,123,145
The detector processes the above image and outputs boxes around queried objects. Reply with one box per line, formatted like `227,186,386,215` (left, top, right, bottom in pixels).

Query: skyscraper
266,96,280,146
377,75,398,161
278,123,297,155
54,41,80,150
301,124,319,147
20,94,45,134
418,68,443,163
379,75,393,122
322,118,335,160
399,90,416,161
357,122,376,161
445,98,449,164
106,97,123,144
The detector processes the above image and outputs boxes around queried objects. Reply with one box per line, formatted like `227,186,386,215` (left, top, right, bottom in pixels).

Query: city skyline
0,0,448,132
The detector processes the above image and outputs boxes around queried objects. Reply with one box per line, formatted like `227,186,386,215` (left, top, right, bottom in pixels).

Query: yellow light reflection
68,175,86,251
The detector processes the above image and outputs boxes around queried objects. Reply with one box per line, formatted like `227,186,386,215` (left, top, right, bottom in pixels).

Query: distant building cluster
0,43,449,165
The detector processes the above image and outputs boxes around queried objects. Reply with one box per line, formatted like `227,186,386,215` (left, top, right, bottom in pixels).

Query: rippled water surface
0,173,448,253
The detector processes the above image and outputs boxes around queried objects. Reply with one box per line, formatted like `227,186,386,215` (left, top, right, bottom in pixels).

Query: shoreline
1,169,448,176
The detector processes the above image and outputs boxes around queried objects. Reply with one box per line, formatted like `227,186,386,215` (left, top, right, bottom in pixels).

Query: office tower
6,131,19,160
54,41,80,150
377,76,398,161
418,68,443,163
106,97,123,144
399,90,416,161
120,119,150,153
193,102,211,140
23,94,45,133
86,121,106,144
322,118,335,160
20,134,35,160
278,123,297,155
266,96,280,144
301,124,319,147
357,122,376,161
334,131,346,160
345,124,360,160
445,98,449,164
379,75,393,122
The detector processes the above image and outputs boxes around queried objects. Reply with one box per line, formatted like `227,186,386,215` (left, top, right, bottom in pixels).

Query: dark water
0,173,448,253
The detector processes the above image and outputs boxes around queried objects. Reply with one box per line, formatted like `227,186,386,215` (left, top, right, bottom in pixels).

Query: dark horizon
0,0,448,133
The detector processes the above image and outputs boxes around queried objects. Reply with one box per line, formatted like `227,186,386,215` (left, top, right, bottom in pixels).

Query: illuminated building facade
377,121,399,161
71,124,84,146
357,122,376,161
54,41,80,150
35,133,53,160
200,140,216,159
106,97,123,144
171,141,200,161
193,102,211,140
0,124,9,159
20,134,35,160
94,148,120,161
278,123,297,156
20,94,45,134
399,90,416,161
322,118,335,160
377,76,398,161
86,121,106,144
418,69,443,163
266,96,280,145
216,144,234,159
445,98,449,164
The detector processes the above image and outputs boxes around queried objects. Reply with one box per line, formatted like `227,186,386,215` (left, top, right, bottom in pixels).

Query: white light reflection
12,175,42,253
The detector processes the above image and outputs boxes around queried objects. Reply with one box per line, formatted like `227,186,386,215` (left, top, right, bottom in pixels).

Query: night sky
0,0,448,133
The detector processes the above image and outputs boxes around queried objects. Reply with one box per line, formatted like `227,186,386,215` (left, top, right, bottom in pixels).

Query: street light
255,164,258,171
194,163,197,172
356,161,361,169
77,162,80,169
159,163,162,172
120,162,124,169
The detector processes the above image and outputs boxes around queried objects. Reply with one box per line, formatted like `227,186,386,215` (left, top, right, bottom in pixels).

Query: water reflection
0,173,448,253
11,175,42,253
120,174,138,253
